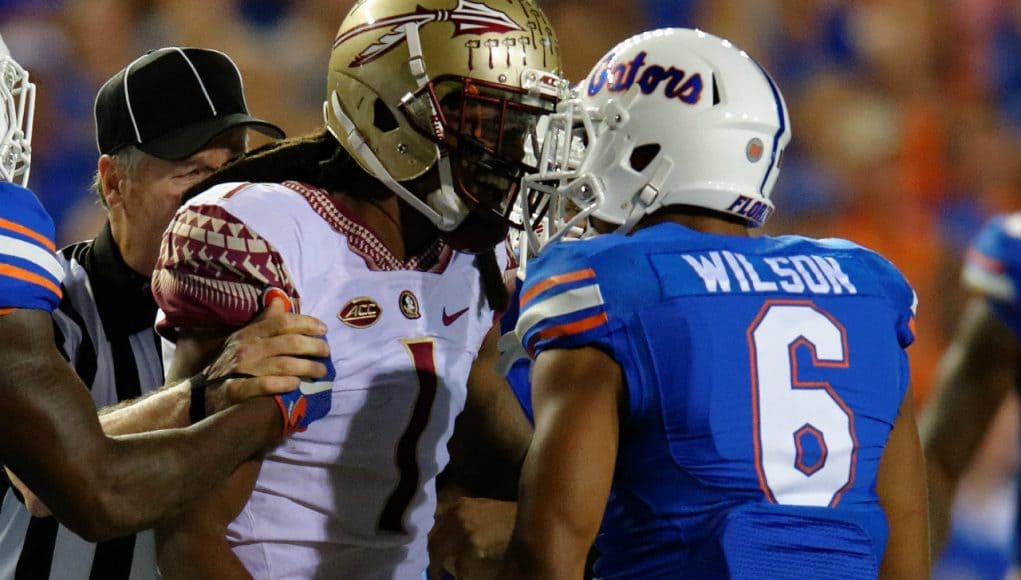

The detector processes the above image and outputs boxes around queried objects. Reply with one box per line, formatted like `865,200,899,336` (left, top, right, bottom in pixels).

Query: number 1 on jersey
378,339,438,533
749,300,857,508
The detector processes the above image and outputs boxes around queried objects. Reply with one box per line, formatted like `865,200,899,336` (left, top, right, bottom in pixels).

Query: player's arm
444,324,533,498
430,324,533,577
155,460,261,579
920,297,1021,555
877,384,930,579
0,308,282,542
7,301,329,518
98,300,329,435
497,346,623,580
154,328,268,580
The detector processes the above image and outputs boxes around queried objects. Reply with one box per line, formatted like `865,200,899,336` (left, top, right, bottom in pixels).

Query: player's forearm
499,459,599,580
100,380,192,435
92,398,280,538
879,387,931,578
881,459,931,578
920,301,1018,483
156,523,252,580
880,501,931,580
920,368,1005,481
499,528,588,580
924,455,955,558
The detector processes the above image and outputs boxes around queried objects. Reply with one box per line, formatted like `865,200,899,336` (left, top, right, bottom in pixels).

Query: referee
0,47,284,580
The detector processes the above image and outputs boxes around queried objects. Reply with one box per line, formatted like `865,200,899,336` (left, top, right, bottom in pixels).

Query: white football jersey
153,181,498,579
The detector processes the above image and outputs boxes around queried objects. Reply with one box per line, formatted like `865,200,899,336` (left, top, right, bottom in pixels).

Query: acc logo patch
339,296,382,328
399,290,421,320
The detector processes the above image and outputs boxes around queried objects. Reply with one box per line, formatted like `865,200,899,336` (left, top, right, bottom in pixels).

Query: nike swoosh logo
442,306,470,326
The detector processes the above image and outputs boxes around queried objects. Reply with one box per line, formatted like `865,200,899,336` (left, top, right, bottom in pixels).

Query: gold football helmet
325,0,565,252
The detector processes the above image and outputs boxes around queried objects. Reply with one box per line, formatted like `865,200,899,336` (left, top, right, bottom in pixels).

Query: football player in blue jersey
0,35,332,541
496,28,929,579
923,213,1021,570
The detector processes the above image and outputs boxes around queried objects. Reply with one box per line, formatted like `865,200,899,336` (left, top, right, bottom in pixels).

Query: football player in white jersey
148,0,566,578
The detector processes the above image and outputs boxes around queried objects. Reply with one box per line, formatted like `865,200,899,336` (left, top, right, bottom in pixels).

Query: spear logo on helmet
334,0,524,67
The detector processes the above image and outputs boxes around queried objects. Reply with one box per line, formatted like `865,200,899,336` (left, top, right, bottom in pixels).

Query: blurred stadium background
3,0,1019,577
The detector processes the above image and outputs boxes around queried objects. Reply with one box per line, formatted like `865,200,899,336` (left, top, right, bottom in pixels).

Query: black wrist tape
189,372,209,424
189,372,258,424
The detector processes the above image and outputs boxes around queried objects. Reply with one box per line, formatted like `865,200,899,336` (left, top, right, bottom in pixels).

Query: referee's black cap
95,47,284,160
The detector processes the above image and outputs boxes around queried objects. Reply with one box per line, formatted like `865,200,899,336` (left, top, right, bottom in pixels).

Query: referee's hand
203,299,330,414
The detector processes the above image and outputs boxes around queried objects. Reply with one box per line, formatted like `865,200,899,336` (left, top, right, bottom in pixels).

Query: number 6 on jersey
749,300,857,507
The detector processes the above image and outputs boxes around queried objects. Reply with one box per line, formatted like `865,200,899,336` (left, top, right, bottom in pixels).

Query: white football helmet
0,34,34,187
523,28,790,244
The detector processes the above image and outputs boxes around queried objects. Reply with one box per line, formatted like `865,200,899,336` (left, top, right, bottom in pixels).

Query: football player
923,213,1021,571
0,35,331,541
147,0,566,577
498,28,929,579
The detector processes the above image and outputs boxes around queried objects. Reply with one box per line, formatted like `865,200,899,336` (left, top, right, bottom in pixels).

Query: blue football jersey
962,213,1021,339
0,182,62,312
517,222,916,579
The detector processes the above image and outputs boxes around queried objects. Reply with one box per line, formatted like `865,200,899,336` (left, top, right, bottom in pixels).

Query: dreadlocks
183,129,385,204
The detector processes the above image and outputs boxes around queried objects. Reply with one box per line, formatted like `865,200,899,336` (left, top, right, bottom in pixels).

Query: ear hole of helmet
373,98,399,133
629,143,661,172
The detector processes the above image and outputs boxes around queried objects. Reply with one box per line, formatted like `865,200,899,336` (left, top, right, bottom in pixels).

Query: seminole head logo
334,0,524,67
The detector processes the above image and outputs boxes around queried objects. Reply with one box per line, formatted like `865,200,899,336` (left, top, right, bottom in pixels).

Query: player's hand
203,299,330,415
244,291,335,437
273,354,335,436
4,467,51,518
428,497,518,579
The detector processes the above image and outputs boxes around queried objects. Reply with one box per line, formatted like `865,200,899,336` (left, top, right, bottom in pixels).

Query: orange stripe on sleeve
0,264,62,299
0,217,56,252
527,311,609,355
0,308,14,316
521,268,597,308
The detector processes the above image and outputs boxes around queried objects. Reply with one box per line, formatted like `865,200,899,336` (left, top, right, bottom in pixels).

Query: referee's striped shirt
0,223,162,580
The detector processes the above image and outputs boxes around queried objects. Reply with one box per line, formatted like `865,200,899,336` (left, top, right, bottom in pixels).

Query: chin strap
614,154,675,235
325,93,464,232
427,154,469,229
403,22,429,90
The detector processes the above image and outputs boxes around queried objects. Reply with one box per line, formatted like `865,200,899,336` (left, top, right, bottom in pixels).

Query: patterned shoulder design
152,182,301,339
962,213,1021,305
0,182,63,313
516,240,612,358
